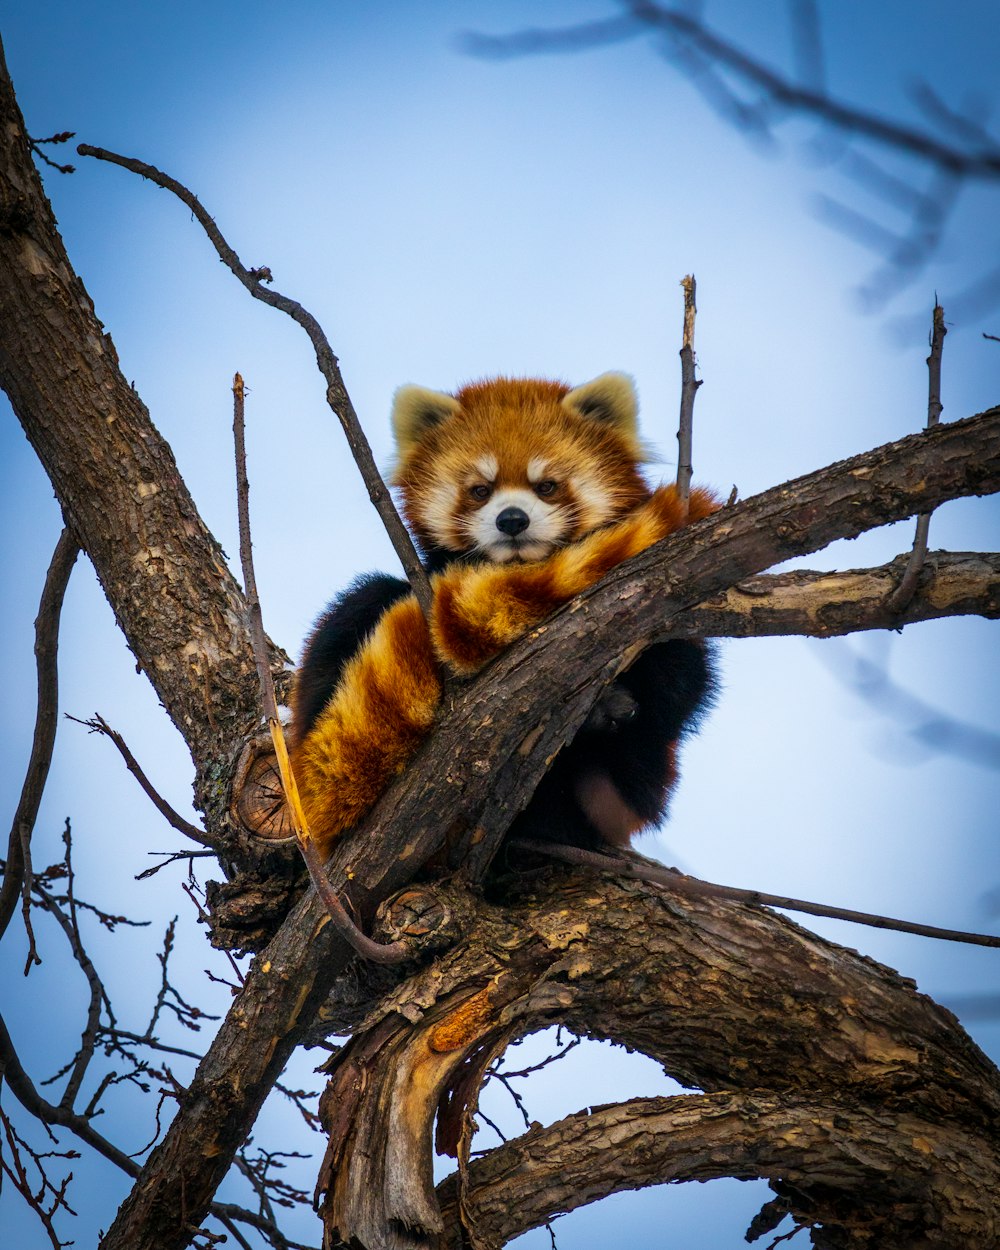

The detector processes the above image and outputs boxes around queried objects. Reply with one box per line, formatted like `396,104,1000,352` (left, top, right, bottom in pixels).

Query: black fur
296,560,714,851
510,640,714,851
293,573,410,744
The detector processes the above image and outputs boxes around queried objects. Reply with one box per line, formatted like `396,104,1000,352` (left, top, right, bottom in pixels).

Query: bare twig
0,529,78,944
675,274,701,512
76,144,433,617
511,840,1000,948
889,302,947,613
232,375,409,965
28,129,75,174
65,713,214,848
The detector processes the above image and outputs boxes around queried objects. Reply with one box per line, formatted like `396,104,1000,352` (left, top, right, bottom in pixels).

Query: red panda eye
535,479,558,497
469,483,491,501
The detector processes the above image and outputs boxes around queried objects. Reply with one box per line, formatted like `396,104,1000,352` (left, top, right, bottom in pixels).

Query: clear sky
1,3,998,1248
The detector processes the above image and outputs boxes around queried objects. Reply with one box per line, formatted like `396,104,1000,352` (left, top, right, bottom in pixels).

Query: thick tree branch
0,37,274,783
437,1091,1000,1249
317,869,999,1248
99,406,1000,1250
687,550,1000,639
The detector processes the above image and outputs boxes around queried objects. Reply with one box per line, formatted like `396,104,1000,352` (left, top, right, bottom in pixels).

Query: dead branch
0,529,78,943
889,302,948,612
675,274,701,511
76,145,433,618
67,714,215,848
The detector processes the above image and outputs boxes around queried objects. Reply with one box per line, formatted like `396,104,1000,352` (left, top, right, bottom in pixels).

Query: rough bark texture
1,32,999,1250
314,871,1000,1248
0,40,285,843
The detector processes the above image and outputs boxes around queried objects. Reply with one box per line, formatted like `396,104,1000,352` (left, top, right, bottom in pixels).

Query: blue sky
1,3,998,1247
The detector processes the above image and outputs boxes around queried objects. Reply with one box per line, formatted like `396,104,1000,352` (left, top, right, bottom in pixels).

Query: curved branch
0,528,78,941
316,868,999,1247
437,1091,1000,1248
98,407,1000,1250
75,143,433,618
0,38,273,776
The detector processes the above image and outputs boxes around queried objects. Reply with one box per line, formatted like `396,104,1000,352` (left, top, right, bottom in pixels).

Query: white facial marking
465,487,566,562
474,454,499,481
526,457,549,484
419,481,461,547
570,476,616,530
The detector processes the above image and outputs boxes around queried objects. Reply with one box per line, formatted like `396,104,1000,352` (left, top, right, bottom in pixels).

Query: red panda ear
562,372,639,442
391,385,463,458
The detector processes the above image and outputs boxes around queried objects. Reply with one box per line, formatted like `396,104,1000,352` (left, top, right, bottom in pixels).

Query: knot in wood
230,734,294,843
373,886,454,950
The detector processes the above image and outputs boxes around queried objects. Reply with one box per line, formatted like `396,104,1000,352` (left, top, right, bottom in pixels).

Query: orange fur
291,480,717,856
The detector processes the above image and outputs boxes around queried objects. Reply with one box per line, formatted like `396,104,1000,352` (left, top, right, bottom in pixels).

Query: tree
1,7,999,1249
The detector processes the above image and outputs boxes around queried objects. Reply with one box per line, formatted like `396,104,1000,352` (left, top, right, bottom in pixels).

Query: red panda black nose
496,506,530,537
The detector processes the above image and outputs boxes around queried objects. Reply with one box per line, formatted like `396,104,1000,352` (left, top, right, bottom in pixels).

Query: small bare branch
66,713,214,848
889,302,947,613
28,129,76,174
675,274,701,512
76,144,433,617
0,529,78,944
232,375,410,966
512,840,1000,948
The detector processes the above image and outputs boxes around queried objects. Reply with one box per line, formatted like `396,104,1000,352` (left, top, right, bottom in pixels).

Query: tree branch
75,144,433,618
437,1091,1000,1248
0,36,276,789
0,528,78,942
316,868,999,1248
98,405,1000,1250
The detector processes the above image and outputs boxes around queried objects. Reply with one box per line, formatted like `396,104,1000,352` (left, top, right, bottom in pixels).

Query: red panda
289,373,717,858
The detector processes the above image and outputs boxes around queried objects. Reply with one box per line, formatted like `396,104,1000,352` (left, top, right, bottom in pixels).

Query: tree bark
0,38,282,832
319,871,1000,1249
1,31,999,1250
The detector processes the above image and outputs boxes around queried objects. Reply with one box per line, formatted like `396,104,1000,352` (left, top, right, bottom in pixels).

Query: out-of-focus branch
467,4,1000,179
465,4,1000,310
77,144,433,619
0,528,78,943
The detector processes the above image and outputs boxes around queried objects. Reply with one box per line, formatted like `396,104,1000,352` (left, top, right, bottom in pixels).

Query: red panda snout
466,485,571,563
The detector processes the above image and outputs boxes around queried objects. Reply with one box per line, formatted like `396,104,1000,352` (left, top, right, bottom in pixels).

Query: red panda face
390,374,652,563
